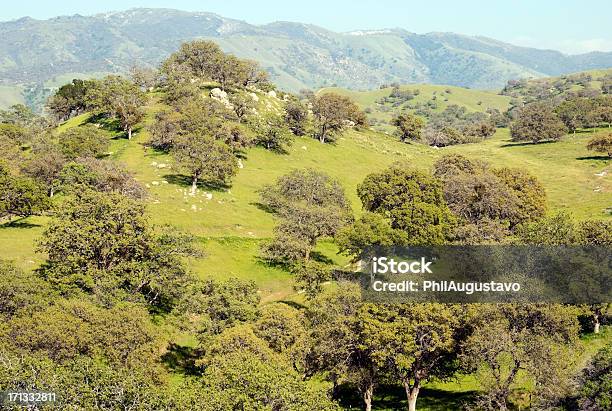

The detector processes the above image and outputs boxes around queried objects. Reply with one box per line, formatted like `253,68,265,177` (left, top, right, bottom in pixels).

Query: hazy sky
1,0,611,55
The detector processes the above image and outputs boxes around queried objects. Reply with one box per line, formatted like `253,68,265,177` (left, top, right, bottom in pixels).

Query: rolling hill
1,72,610,410
2,7,612,110
1,86,610,302
320,83,512,132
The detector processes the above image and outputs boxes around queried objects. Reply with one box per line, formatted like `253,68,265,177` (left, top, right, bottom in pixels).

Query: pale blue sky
1,1,611,54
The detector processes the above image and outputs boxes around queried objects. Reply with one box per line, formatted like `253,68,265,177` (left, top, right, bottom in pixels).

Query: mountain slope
1,8,612,95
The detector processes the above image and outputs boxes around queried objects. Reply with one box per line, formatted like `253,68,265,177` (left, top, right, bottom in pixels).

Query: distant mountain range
1,8,612,92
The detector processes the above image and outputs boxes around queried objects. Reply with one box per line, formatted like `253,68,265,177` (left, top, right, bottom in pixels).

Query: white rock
205,193,213,200
267,90,277,98
301,146,307,150
151,181,159,186
157,163,167,169
191,204,197,211
238,159,244,169
249,92,259,102
210,88,229,104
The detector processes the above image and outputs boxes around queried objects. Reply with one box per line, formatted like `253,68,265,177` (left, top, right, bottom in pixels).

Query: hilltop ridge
1,7,612,97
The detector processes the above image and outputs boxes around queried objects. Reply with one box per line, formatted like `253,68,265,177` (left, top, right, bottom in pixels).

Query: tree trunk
404,381,420,411
191,175,198,195
128,127,132,140
594,313,600,334
407,388,419,411
319,124,327,143
49,187,54,198
363,383,373,411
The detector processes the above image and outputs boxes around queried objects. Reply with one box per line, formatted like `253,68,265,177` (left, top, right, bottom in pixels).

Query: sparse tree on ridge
229,92,255,123
311,93,365,143
161,40,269,90
86,76,146,139
46,79,92,122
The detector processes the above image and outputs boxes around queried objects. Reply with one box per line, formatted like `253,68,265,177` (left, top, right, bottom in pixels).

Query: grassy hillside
1,89,610,301
321,84,511,132
1,84,610,409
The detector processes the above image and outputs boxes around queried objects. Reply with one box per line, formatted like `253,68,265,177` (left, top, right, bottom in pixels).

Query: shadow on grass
255,251,335,271
576,155,611,160
500,140,558,148
86,114,122,134
277,300,307,310
336,384,477,410
162,174,231,192
255,256,293,272
161,343,203,376
0,217,40,229
250,201,275,214
310,251,335,265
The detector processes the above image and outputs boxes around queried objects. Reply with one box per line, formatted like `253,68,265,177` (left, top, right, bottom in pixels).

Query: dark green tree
0,163,49,220
58,125,110,160
37,189,192,308
173,134,238,194
284,99,309,136
357,164,455,245
510,102,567,143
